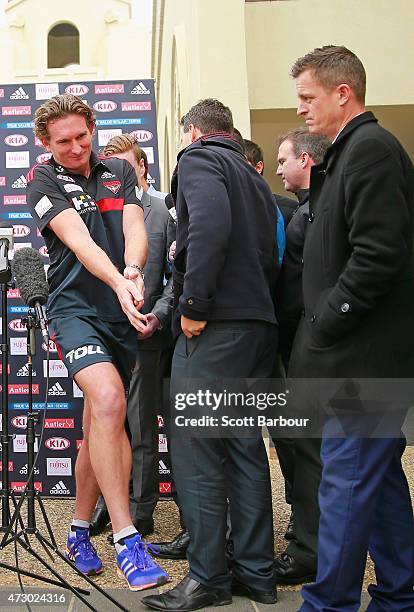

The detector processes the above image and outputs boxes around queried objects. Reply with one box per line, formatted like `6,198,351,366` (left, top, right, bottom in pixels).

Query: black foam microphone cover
12,247,49,307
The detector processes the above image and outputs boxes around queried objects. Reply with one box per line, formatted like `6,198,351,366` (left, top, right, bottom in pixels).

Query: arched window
48,23,79,69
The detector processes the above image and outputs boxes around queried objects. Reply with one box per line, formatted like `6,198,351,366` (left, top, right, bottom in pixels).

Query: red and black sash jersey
26,152,142,322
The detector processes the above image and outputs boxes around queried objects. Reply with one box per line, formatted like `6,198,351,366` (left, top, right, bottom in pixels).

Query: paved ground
0,446,413,611
0,587,372,611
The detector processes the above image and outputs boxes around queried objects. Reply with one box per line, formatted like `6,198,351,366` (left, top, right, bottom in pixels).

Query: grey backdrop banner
0,79,172,498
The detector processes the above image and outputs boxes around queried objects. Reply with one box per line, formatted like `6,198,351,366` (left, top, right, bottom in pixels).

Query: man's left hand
181,316,207,338
124,265,145,310
138,313,160,340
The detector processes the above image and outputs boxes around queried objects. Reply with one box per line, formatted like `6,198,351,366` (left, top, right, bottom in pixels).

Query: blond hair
34,94,95,139
103,134,148,179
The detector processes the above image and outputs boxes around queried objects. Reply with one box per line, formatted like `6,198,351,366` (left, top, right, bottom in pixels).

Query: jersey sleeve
122,160,143,209
26,165,73,232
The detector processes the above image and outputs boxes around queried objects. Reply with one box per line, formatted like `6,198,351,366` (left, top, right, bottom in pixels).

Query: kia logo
11,416,27,429
39,245,49,257
36,153,52,164
93,100,117,113
12,224,30,238
65,84,89,95
8,318,26,332
4,134,28,147
42,340,58,352
130,130,153,143
45,437,70,450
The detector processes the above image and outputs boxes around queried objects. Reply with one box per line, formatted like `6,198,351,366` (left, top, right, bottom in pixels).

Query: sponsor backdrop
0,80,172,498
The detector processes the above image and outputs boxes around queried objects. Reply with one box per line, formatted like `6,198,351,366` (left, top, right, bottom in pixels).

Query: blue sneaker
116,533,169,591
65,528,103,576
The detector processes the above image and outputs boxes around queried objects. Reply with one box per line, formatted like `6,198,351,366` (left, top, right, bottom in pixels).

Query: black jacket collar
297,188,309,206
319,112,377,175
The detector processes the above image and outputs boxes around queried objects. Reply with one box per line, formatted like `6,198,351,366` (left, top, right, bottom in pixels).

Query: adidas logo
131,82,150,95
101,171,116,179
147,172,155,185
48,382,66,396
20,463,40,475
12,175,27,189
159,459,170,475
16,364,37,377
50,480,70,495
10,87,29,100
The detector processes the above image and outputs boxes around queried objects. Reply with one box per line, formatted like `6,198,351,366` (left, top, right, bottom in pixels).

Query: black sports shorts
49,315,137,391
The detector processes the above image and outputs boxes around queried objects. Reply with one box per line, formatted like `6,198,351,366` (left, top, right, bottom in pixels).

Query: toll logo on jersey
71,194,97,213
66,345,105,364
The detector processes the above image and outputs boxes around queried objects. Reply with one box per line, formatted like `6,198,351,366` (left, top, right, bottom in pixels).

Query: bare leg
73,398,100,522
74,362,133,534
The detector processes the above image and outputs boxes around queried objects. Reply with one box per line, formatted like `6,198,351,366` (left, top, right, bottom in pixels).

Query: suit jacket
139,190,173,350
290,112,414,379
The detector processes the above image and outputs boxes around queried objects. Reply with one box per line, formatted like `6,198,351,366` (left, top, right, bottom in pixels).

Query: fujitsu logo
66,345,105,364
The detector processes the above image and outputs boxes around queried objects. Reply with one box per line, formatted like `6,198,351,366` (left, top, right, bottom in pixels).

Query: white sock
70,519,90,533
114,525,138,551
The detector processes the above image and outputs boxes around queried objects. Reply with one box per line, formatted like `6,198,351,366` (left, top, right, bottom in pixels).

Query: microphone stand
0,259,12,528
0,309,129,611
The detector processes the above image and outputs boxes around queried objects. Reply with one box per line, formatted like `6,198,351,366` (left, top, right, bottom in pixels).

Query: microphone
0,222,14,275
12,247,50,343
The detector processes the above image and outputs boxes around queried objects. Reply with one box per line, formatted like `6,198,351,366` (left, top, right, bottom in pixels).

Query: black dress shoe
275,552,316,585
284,513,296,541
142,574,231,611
89,497,110,536
232,578,277,604
151,529,190,560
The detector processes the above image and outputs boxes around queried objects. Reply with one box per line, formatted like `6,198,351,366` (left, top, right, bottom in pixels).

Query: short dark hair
244,139,263,167
278,127,331,165
291,45,366,103
182,98,233,135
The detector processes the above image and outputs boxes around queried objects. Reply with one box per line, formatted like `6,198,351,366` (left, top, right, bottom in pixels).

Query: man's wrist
125,263,145,281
